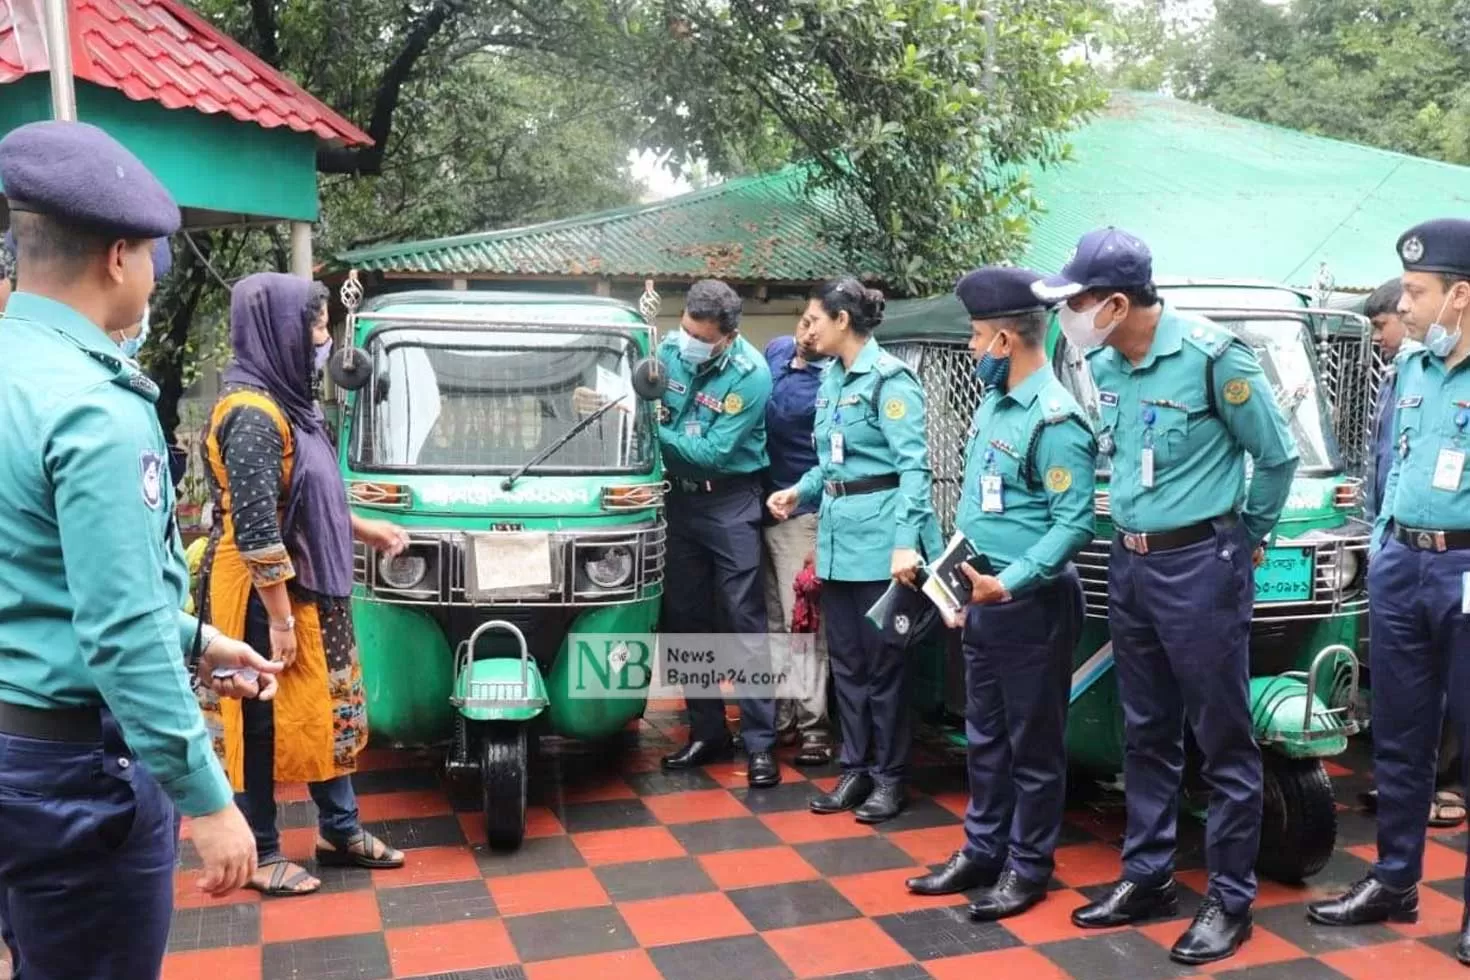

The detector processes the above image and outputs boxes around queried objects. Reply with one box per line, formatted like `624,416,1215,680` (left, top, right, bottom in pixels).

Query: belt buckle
825,481,841,497
1123,532,1149,555
1414,530,1446,552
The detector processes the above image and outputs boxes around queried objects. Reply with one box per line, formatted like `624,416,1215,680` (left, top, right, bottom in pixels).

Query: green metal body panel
455,657,548,724
0,76,319,222
341,290,665,749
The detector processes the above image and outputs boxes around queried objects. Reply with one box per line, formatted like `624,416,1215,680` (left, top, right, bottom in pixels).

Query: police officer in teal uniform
1308,219,1470,963
768,277,943,823
656,279,781,788
1039,228,1298,966
0,120,278,980
905,267,1093,920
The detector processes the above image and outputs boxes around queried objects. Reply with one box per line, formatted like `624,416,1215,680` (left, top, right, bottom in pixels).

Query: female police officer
768,277,943,823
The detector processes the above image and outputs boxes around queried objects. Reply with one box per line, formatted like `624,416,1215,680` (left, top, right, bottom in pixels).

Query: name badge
981,474,1004,513
684,421,702,438
1099,391,1119,407
1433,448,1466,492
830,431,846,464
1397,395,1422,408
1463,571,1470,616
1141,446,1156,489
668,379,687,394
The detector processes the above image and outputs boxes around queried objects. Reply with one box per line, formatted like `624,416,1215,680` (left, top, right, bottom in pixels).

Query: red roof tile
0,0,371,148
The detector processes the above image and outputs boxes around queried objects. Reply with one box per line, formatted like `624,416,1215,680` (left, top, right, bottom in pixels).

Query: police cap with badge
0,119,181,241
1397,218,1470,277
955,266,1048,321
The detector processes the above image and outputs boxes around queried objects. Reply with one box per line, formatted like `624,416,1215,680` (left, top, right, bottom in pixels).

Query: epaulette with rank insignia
730,352,756,376
1181,322,1236,360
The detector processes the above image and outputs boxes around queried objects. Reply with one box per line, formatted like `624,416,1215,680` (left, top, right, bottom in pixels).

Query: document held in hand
919,532,992,621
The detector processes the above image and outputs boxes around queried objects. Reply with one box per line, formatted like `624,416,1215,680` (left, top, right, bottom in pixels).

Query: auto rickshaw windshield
348,326,654,473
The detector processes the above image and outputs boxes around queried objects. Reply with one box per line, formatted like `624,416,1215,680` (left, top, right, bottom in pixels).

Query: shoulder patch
140,449,164,511
1044,466,1073,493
1222,378,1252,406
883,397,907,421
724,392,744,414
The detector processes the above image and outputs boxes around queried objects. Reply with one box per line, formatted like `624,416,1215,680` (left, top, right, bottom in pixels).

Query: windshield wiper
501,395,624,490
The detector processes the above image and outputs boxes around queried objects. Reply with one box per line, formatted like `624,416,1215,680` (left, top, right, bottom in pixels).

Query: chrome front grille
354,520,667,607
1075,528,1370,624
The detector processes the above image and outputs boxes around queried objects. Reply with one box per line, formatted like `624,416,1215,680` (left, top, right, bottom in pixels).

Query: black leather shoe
968,868,1048,921
747,751,781,788
661,737,733,770
1169,896,1252,966
1306,875,1418,926
810,772,874,814
1071,878,1179,928
794,733,834,768
1456,908,1470,965
906,850,999,895
854,782,906,824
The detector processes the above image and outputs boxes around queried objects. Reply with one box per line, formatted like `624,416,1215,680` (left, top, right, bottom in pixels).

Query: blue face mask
314,337,334,372
973,334,1010,389
678,329,718,367
120,306,149,359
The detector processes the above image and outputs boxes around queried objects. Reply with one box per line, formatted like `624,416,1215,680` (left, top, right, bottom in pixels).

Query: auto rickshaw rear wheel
480,721,531,851
1256,753,1336,883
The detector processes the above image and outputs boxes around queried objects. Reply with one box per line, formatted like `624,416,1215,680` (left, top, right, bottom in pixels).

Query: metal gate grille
888,341,984,538
1316,333,1384,476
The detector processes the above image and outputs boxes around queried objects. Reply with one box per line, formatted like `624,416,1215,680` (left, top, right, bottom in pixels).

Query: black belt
1395,525,1470,553
1115,518,1220,556
0,700,103,742
824,474,900,498
671,474,756,495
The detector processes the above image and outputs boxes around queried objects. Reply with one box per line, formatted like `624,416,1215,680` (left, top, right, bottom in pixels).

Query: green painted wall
0,75,318,222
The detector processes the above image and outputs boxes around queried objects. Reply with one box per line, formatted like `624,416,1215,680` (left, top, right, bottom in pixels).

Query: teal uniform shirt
0,293,232,817
1087,307,1299,544
656,333,771,480
955,366,1097,595
794,337,944,581
1372,347,1470,549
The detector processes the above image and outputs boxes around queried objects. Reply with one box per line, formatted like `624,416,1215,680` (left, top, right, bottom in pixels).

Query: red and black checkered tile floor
10,706,1470,979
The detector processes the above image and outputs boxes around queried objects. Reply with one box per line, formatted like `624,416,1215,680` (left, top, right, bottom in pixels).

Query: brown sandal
247,858,321,896
315,830,405,869
1431,790,1466,828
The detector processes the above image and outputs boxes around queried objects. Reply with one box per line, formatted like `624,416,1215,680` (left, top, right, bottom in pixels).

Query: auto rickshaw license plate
1254,547,1314,603
463,531,555,599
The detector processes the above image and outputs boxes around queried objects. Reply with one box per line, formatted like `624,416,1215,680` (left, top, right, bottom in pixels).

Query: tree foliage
1106,0,1470,166
644,0,1108,294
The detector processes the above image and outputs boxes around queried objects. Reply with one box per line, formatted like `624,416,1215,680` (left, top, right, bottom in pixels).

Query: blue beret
1397,219,1470,278
1034,226,1152,302
954,266,1046,320
0,121,180,239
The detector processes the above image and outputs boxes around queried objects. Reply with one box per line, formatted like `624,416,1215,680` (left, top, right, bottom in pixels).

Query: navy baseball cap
954,266,1047,320
0,120,180,239
1397,218,1470,278
1032,226,1153,303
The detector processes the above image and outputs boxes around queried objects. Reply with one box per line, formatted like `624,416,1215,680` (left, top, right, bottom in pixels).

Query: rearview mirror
631,356,667,401
329,346,373,392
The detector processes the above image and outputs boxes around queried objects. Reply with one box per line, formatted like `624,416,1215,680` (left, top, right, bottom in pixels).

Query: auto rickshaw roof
357,289,649,331
878,277,1315,344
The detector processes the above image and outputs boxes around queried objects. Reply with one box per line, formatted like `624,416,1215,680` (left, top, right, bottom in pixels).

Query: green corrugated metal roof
1016,92,1470,291
337,167,882,283
338,91,1470,291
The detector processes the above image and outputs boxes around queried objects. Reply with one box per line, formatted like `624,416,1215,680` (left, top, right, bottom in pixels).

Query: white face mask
1423,293,1464,359
1056,299,1120,351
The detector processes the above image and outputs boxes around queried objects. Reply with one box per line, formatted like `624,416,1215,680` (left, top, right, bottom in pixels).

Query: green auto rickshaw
326,276,668,850
883,279,1376,883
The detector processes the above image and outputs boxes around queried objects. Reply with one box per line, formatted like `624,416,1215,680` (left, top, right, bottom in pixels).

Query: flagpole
43,0,78,120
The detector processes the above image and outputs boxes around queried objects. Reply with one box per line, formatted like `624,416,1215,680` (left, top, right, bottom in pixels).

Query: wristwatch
269,615,295,633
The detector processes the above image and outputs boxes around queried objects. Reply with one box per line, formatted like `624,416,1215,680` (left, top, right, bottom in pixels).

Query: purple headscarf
221,273,354,598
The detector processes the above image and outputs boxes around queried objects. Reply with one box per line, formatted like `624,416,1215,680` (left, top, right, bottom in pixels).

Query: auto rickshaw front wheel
1256,753,1336,883
480,721,533,851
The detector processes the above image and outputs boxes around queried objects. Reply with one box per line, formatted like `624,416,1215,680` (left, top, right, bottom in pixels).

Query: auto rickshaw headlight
583,545,635,589
379,551,430,591
1324,550,1360,593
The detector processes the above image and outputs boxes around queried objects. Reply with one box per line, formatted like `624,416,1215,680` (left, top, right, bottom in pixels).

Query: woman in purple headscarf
196,273,410,896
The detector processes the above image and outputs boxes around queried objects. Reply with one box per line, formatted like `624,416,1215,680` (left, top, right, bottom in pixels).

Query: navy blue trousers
961,567,1084,885
823,579,911,785
1109,519,1261,915
0,712,176,980
663,478,777,752
1367,536,1470,898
